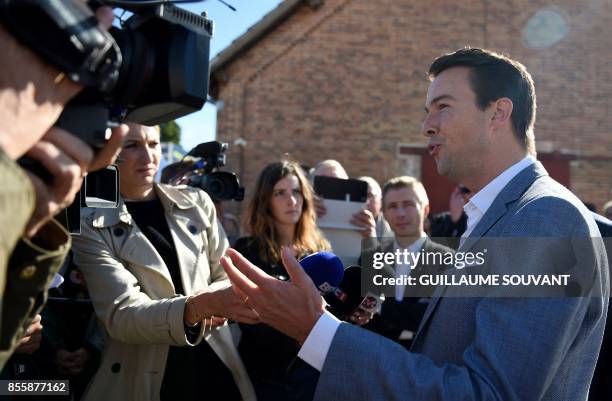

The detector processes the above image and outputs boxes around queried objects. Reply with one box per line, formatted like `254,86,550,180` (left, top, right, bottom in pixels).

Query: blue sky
176,0,284,151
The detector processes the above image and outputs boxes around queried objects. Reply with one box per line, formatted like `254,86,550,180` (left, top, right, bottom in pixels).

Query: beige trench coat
72,184,255,401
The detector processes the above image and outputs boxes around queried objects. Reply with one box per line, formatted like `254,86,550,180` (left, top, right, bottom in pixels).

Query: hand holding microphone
349,309,373,326
299,252,383,325
324,265,383,324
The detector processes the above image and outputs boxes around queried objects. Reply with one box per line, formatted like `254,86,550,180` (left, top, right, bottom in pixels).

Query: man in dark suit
362,176,453,349
222,48,609,401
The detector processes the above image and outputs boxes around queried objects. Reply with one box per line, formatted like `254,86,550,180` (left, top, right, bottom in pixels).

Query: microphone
325,265,384,320
299,251,344,295
298,253,383,321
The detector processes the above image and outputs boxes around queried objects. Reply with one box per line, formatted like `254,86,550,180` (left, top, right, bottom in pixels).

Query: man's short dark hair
428,48,537,155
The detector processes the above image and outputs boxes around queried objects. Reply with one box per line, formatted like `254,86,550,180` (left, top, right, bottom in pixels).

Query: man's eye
439,104,449,109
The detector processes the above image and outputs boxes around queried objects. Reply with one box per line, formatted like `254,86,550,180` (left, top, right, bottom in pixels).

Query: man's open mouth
428,143,442,156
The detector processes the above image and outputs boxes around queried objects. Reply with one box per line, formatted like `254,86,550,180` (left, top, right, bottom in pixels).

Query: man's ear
490,97,513,130
423,204,430,219
381,201,389,219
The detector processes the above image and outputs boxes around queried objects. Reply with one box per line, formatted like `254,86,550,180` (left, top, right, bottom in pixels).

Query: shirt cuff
297,310,341,372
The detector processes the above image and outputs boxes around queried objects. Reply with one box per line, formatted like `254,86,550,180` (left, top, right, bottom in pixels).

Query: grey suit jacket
313,162,609,401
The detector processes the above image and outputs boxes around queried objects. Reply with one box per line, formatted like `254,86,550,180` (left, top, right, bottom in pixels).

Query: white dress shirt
393,236,427,301
460,156,535,244
299,155,536,372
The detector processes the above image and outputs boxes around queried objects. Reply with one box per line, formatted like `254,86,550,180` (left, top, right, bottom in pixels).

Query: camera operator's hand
23,128,92,237
14,314,43,355
22,124,127,237
350,209,377,238
55,347,91,376
89,124,129,172
185,286,260,326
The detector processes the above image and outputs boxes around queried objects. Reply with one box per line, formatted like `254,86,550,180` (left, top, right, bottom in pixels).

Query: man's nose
421,114,438,137
140,147,154,163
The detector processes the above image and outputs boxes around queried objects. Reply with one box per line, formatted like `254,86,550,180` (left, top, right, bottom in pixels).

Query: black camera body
0,0,213,147
1,0,214,233
182,142,244,202
66,2,214,146
0,0,213,129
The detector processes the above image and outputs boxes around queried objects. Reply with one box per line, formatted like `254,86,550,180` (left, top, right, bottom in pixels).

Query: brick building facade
210,0,612,217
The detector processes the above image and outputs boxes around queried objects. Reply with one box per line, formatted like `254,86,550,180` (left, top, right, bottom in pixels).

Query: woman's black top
125,199,240,401
234,236,315,401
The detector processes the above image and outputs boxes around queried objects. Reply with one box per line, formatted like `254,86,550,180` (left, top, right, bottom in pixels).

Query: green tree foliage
159,121,181,144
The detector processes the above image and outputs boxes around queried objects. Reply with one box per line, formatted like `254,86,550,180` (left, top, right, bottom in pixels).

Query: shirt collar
464,156,535,217
394,234,427,253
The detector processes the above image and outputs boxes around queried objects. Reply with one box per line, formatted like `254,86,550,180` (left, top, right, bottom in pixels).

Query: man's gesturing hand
221,247,325,344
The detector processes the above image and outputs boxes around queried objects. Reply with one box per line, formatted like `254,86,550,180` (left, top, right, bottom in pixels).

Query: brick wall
213,0,612,218
570,159,612,212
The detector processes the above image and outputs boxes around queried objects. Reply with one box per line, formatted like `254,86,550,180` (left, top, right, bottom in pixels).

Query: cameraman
71,123,256,401
0,4,127,370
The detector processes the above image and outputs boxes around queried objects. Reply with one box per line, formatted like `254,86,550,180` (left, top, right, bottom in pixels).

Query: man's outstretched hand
221,247,325,344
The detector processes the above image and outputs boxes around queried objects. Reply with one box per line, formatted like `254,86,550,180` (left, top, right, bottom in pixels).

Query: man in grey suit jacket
221,48,609,401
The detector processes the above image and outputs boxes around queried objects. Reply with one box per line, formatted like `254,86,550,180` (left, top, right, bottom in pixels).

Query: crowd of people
0,5,610,401
3,132,610,400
